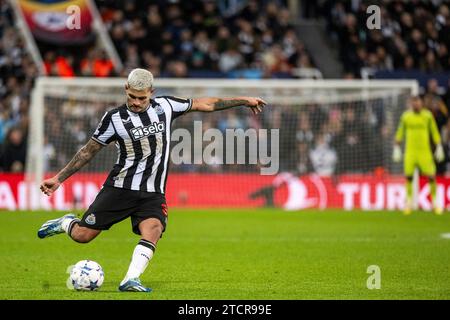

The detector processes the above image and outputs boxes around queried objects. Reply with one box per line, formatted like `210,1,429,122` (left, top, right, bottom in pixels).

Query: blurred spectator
81,50,115,77
320,0,450,77
296,141,312,175
43,51,55,75
0,108,15,145
295,112,314,146
309,133,337,176
439,118,450,174
444,79,450,113
44,53,75,77
92,51,115,77
262,44,292,76
0,0,32,164
218,47,243,73
421,50,442,72
80,49,96,76
334,106,367,173
164,60,189,78
95,0,314,78
141,51,161,76
43,136,56,173
124,44,141,72
0,127,27,172
424,78,448,131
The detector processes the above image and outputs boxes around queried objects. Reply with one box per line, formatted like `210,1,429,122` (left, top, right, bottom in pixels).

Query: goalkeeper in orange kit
393,96,445,215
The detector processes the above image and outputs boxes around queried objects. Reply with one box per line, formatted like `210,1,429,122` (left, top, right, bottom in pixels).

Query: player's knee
139,218,164,238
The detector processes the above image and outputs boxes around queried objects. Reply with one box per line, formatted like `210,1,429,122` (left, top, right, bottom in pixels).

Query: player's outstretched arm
40,139,103,196
191,97,267,115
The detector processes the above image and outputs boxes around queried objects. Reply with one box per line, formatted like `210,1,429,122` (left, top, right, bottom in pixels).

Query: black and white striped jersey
91,96,192,193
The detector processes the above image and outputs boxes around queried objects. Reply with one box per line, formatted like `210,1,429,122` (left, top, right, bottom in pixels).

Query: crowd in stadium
0,0,37,172
320,0,450,77
1,0,450,176
40,0,314,79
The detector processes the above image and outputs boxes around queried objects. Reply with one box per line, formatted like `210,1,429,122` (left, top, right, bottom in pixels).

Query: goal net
26,78,418,210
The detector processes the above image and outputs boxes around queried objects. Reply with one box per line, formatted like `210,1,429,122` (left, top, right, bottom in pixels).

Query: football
69,260,104,291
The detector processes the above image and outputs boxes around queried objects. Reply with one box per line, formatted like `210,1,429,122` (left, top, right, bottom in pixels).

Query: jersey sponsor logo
130,122,165,141
85,214,96,225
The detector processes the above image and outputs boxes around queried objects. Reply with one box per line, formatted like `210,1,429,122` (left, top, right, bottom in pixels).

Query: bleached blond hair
127,68,153,90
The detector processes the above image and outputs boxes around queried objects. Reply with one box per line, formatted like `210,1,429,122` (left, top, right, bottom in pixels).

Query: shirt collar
125,102,151,114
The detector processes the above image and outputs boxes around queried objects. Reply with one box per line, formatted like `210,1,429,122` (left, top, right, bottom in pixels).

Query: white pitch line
440,233,450,239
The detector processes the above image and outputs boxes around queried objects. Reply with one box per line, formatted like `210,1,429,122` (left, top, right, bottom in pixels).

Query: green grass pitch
1,209,450,300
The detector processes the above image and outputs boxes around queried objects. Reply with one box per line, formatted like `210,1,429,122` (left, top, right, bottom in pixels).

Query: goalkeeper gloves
435,144,445,163
392,145,402,162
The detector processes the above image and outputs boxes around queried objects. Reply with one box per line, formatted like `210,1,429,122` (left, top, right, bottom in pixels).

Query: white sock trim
61,217,77,233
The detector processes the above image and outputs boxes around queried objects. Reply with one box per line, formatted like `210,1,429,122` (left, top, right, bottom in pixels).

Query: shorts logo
161,203,168,216
85,214,96,225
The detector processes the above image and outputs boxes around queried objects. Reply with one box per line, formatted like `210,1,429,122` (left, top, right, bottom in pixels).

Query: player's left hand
246,97,267,115
435,144,445,163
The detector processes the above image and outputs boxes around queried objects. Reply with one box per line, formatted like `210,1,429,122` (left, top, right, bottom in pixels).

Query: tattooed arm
40,139,103,196
191,97,267,115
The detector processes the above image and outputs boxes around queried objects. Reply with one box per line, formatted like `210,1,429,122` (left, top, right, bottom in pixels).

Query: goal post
26,77,419,210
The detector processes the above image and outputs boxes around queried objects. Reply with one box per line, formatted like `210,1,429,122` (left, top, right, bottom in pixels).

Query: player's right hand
40,176,61,196
392,145,402,162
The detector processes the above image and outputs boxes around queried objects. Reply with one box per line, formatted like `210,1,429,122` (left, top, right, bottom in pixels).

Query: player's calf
70,225,101,243
139,218,164,244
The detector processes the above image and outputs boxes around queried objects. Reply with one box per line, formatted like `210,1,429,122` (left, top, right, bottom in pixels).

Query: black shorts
79,186,168,235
